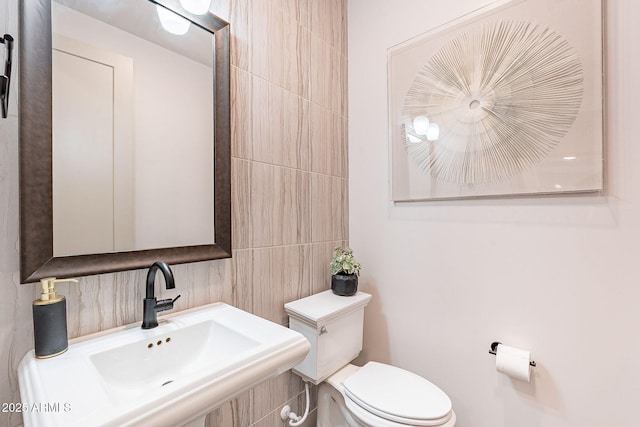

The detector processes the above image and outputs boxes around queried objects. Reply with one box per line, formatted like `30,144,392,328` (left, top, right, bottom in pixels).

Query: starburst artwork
388,0,603,201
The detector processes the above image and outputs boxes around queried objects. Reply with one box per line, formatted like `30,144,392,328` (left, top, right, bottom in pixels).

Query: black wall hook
0,33,13,118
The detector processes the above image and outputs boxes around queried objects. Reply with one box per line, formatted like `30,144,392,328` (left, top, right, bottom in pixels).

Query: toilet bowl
284,291,456,427
318,363,456,427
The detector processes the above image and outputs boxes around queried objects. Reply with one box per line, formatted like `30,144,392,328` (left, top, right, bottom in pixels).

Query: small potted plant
329,247,361,296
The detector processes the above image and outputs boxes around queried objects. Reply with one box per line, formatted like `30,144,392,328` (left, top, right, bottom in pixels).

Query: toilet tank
284,290,371,384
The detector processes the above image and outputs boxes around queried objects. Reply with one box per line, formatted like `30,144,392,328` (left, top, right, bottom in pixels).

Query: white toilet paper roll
495,344,531,382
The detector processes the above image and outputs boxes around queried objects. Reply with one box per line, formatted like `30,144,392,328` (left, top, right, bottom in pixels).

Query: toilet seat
341,362,453,426
343,396,456,427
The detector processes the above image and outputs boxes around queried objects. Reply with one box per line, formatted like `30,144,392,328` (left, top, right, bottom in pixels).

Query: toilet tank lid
285,290,372,326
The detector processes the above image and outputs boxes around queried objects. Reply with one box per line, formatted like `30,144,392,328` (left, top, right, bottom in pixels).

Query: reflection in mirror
19,0,231,283
52,0,215,256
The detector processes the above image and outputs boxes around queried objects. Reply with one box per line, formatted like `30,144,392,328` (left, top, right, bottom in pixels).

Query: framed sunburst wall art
388,0,603,201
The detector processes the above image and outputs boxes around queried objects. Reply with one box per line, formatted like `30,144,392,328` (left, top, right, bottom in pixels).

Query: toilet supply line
280,381,310,426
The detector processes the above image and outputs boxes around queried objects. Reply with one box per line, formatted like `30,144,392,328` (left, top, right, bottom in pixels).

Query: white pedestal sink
18,303,310,427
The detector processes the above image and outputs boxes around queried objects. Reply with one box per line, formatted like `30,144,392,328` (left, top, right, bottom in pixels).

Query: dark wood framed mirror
19,0,231,283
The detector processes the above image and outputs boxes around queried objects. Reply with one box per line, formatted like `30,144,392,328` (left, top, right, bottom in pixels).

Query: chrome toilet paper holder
489,341,536,367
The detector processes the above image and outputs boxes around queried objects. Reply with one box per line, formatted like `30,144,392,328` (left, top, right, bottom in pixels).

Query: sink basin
89,318,260,399
18,303,310,427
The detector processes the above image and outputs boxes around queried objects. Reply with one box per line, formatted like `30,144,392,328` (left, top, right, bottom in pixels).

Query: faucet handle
156,294,181,313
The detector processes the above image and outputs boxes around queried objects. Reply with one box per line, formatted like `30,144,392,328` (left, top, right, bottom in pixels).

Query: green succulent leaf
329,247,361,276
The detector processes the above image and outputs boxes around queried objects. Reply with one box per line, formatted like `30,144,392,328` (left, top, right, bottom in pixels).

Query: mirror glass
19,0,231,283
52,0,215,256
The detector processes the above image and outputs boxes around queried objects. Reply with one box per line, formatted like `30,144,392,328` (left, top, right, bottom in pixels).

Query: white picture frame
388,0,604,201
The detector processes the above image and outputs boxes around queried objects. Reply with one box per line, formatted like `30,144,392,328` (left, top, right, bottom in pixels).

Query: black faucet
142,261,181,329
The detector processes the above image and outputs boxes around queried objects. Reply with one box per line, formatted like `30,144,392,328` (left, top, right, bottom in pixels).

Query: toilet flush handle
320,326,328,335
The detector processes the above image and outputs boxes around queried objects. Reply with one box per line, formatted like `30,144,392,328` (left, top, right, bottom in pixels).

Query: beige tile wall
0,0,348,426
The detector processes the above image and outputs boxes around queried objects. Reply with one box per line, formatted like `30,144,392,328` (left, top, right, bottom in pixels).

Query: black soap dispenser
32,277,78,358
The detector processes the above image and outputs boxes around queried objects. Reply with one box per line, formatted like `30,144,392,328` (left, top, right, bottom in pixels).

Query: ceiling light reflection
179,0,211,15
426,123,440,141
413,116,429,136
156,5,191,35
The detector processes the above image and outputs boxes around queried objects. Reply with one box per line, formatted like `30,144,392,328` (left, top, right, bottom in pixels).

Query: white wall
348,1,640,426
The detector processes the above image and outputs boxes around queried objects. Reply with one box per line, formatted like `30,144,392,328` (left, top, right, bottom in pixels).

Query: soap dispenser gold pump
32,277,78,358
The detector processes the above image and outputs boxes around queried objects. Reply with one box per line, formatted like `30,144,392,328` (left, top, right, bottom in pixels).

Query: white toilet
284,291,456,427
